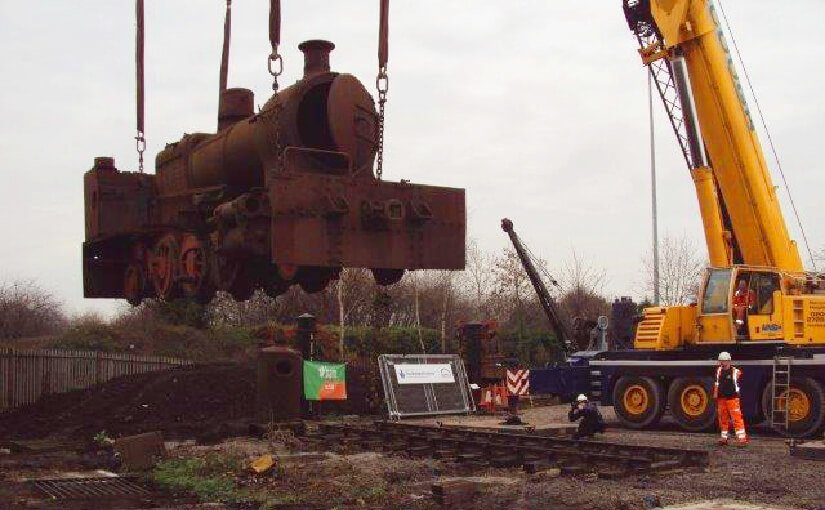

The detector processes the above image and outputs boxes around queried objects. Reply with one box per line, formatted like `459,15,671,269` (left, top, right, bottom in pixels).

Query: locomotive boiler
83,40,466,304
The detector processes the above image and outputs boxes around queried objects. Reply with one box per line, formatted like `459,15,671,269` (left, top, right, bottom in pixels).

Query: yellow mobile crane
586,0,825,437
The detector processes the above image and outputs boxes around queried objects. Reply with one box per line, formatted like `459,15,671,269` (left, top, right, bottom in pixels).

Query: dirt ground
2,367,825,509
2,405,824,509
464,406,825,510
0,363,256,440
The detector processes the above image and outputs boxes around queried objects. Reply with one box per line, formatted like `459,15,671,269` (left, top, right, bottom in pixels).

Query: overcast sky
1,1,824,318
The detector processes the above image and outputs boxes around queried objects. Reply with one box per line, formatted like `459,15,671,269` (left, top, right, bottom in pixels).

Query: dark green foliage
497,327,565,367
58,322,121,351
151,299,208,329
151,453,248,504
343,326,442,357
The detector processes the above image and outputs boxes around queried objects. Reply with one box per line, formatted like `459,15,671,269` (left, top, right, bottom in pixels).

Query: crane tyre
667,377,717,432
761,377,825,438
612,375,666,429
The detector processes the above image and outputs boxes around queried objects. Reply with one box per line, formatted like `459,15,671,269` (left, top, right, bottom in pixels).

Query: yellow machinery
631,0,822,348
586,1,825,438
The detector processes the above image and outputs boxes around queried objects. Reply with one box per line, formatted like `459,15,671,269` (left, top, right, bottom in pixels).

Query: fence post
95,351,103,386
8,350,16,410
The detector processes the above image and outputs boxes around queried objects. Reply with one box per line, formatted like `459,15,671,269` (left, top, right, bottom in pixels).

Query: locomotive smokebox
299,39,334,78
218,88,254,131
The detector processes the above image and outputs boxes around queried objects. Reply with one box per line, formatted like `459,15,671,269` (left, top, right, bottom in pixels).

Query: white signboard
394,364,455,385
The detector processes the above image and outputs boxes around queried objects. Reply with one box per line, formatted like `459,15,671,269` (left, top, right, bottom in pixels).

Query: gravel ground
2,405,824,509
426,406,825,510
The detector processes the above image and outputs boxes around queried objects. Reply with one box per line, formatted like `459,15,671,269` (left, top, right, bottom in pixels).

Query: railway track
308,421,709,479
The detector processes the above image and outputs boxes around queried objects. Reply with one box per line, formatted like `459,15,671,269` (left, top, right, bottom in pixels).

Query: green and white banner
303,361,347,401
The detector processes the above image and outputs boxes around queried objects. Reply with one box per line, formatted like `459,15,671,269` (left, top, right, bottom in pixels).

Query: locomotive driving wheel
150,234,181,300
264,265,292,297
298,266,341,294
212,253,255,301
371,268,404,286
179,234,214,303
123,243,150,306
124,263,148,306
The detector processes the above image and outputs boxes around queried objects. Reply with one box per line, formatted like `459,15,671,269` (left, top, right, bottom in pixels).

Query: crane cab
634,265,825,349
695,266,784,344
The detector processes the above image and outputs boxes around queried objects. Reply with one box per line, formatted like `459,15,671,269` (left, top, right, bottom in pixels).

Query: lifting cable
219,0,232,95
135,0,145,173
268,0,283,92
375,0,390,180
520,236,563,293
716,0,817,270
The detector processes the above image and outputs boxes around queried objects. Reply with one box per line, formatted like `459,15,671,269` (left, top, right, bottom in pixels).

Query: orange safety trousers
717,397,747,441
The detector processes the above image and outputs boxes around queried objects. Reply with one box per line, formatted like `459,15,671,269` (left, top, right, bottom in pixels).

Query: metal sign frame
378,353,475,420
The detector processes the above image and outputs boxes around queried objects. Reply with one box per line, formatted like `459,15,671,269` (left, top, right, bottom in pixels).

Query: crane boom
500,218,571,349
627,0,803,272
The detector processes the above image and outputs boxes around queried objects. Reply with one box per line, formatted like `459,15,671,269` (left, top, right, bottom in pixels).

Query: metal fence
378,354,474,419
0,348,191,412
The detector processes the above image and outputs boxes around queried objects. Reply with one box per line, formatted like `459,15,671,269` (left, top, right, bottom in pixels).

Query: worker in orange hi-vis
713,351,748,446
732,279,755,337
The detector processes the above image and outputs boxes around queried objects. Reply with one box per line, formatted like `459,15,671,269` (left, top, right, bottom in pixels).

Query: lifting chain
375,69,388,180
136,132,146,173
135,0,146,173
274,103,284,173
268,0,282,92
268,50,283,93
375,0,390,180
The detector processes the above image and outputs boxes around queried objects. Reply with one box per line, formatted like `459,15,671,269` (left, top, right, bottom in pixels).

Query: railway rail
309,421,709,479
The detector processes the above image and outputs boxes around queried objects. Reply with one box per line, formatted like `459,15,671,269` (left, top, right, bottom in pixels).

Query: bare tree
642,233,705,306
489,248,533,324
461,238,495,317
558,250,610,321
0,280,66,339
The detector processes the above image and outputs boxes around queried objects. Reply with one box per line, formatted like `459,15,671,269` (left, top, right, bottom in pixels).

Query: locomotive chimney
298,40,335,78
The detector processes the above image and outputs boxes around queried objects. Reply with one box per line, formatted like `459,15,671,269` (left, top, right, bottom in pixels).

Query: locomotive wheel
179,234,214,303
150,234,181,300
667,377,717,432
761,377,825,438
264,267,291,298
297,266,340,294
371,268,404,286
612,376,666,429
276,263,299,282
212,253,255,301
124,263,148,307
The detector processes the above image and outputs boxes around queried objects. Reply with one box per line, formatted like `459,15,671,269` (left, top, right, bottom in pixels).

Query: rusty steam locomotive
83,40,466,304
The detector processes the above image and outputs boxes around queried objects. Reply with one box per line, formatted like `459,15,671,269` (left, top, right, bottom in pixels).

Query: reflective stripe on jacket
713,365,742,398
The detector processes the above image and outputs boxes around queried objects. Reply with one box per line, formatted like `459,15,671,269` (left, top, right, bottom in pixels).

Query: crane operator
733,277,756,337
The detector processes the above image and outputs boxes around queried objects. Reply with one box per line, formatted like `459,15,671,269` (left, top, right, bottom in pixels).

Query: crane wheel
667,377,717,432
761,377,825,438
612,376,666,429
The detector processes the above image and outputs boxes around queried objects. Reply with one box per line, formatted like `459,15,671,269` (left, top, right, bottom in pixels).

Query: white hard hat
718,351,732,361
576,394,588,402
